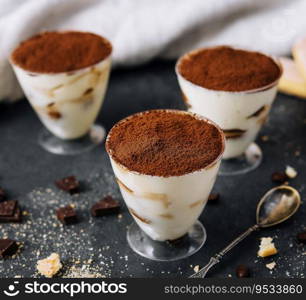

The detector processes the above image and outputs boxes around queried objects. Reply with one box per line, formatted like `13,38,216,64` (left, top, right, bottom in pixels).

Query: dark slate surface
0,60,305,278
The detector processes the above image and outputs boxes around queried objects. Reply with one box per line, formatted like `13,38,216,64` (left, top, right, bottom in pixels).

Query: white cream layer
110,158,221,241
177,74,278,159
12,57,111,139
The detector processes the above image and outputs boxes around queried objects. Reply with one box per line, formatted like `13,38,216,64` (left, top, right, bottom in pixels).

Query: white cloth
1,0,306,101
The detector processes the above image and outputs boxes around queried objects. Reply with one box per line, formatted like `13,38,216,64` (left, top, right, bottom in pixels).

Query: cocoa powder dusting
11,31,112,73
106,110,224,177
178,46,281,92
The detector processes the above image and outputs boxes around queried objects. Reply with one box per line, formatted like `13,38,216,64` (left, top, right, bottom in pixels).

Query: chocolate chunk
271,172,288,184
0,200,18,217
236,265,250,278
129,208,151,224
56,205,78,225
0,188,6,201
297,231,306,244
55,176,79,194
208,193,220,203
0,207,22,223
0,239,19,258
91,196,120,217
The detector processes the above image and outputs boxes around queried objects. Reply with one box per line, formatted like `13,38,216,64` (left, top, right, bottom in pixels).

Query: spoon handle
190,224,259,278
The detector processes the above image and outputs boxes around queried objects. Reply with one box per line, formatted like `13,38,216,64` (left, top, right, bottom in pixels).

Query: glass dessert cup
176,47,282,176
10,52,112,155
106,110,225,261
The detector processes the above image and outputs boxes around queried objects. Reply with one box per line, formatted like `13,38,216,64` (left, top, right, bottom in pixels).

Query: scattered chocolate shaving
271,172,288,184
55,176,79,194
0,188,7,201
297,231,306,244
247,105,266,119
0,239,19,258
208,193,220,203
91,196,120,217
236,265,250,278
223,129,246,139
56,205,78,225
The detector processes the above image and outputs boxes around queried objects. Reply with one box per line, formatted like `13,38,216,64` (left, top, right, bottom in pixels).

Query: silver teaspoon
191,185,301,278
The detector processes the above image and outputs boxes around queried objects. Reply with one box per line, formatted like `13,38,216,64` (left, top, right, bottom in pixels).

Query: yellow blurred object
293,37,306,80
278,57,306,98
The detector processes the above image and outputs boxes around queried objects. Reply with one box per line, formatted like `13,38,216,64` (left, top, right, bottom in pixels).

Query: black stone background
0,60,305,278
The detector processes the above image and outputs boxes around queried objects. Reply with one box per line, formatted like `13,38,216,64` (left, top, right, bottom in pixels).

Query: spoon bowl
256,185,301,227
191,185,301,278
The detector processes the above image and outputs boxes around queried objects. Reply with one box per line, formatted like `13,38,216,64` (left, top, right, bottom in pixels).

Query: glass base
127,221,206,261
219,142,262,176
38,124,105,155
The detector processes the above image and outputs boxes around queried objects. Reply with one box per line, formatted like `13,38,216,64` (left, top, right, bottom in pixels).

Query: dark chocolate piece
55,176,79,194
56,205,78,225
0,207,22,223
0,200,18,217
297,231,306,244
208,193,220,203
236,265,250,278
0,188,6,201
271,172,288,184
91,196,120,217
0,239,19,258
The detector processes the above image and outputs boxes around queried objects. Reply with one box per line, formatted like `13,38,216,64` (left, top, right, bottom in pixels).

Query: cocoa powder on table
178,46,281,92
106,110,224,177
11,31,112,73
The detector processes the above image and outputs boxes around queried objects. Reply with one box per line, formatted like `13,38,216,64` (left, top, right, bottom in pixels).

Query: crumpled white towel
1,0,306,101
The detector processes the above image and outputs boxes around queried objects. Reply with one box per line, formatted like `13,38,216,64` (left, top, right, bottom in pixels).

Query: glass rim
9,30,112,76
106,108,226,178
175,45,283,95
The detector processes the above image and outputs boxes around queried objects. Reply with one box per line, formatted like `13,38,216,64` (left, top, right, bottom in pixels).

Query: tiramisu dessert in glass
10,31,112,155
106,109,225,261
176,46,282,175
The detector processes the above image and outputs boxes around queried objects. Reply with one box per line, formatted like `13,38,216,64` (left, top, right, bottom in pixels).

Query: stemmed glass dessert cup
106,109,225,261
176,46,283,175
10,35,112,155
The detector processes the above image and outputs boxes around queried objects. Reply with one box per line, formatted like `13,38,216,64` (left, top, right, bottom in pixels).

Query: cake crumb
37,253,62,278
266,262,276,270
261,135,269,142
193,265,200,273
258,237,278,258
285,166,297,178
